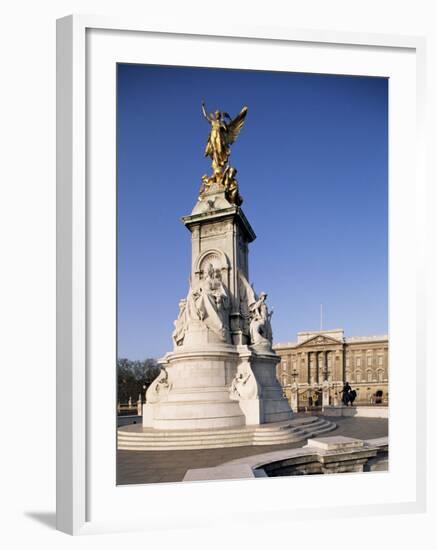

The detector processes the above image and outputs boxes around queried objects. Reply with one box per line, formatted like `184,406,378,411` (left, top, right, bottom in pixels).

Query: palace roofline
274,332,389,348
344,335,389,343
298,328,344,334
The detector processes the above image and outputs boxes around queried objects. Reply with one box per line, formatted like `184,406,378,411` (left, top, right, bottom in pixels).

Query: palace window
378,356,383,366
367,370,372,382
356,371,362,382
367,355,372,366
356,357,361,368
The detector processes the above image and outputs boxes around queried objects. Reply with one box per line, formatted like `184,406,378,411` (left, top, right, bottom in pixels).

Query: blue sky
117,64,388,360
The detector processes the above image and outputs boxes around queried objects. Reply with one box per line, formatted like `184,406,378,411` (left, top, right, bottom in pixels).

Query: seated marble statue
249,292,273,346
186,264,231,342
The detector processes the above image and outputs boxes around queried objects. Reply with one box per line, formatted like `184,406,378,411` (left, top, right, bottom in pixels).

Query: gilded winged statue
200,101,248,204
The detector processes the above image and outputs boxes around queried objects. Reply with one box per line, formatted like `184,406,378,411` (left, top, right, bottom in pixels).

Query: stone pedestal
143,343,292,430
143,344,246,430
182,185,256,347
230,346,293,425
143,182,293,437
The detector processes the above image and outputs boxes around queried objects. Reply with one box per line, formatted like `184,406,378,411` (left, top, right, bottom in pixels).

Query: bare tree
117,358,160,404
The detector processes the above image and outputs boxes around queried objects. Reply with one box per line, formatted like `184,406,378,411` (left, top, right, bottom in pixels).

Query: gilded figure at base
223,166,243,205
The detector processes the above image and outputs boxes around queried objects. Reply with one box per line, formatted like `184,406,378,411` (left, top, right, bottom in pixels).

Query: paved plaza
117,415,388,485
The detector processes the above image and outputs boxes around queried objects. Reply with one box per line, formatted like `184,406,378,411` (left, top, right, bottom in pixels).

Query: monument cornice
182,205,256,243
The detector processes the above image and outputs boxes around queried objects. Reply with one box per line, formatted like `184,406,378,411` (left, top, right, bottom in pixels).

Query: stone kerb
322,406,389,418
182,436,388,481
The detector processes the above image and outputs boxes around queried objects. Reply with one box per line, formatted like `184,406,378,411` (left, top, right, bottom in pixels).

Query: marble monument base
142,340,293,434
237,346,294,425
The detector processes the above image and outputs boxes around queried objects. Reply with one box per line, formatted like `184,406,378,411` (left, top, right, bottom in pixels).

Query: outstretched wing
225,106,248,145
238,270,258,316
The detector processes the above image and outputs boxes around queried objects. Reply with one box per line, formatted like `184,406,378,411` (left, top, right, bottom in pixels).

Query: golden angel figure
201,101,248,175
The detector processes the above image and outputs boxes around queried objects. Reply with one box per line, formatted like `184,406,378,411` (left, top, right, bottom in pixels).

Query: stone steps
117,417,336,450
252,420,334,445
119,416,320,439
118,418,326,443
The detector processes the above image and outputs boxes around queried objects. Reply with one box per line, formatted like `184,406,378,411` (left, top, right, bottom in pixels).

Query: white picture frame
56,14,427,535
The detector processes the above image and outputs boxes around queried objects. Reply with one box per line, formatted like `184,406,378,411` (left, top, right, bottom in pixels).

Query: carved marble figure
229,363,258,401
172,298,188,347
249,292,273,346
183,263,231,342
145,367,172,404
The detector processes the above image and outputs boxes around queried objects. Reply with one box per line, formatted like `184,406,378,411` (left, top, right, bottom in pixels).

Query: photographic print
116,64,388,485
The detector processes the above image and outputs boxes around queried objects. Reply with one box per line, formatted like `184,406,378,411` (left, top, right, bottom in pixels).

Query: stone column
339,348,345,382
333,387,340,406
322,380,330,407
290,382,299,412
307,352,311,384
324,351,329,381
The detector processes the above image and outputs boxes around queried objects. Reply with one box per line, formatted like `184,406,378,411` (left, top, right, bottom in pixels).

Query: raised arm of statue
201,100,211,122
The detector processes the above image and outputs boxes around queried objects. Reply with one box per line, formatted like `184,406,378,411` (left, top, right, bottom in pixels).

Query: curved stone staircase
117,416,336,451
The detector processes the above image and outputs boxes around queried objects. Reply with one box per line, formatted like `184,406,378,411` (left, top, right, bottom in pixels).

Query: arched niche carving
194,249,230,281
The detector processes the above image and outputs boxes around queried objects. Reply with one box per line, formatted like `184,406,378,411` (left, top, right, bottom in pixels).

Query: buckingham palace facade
273,329,389,409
